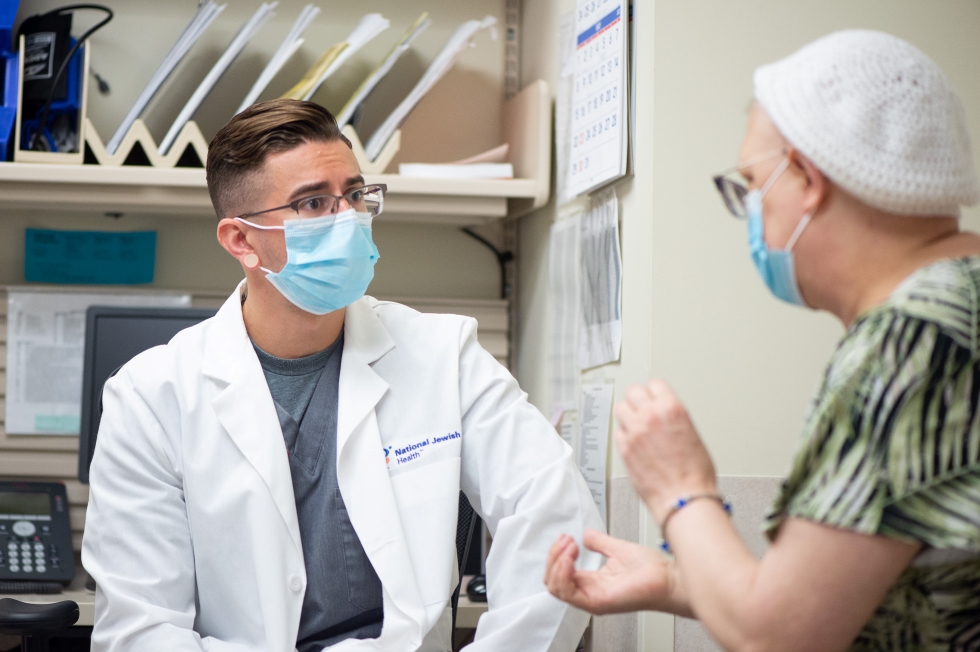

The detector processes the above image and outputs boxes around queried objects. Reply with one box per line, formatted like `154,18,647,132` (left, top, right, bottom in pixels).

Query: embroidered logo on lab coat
383,431,461,476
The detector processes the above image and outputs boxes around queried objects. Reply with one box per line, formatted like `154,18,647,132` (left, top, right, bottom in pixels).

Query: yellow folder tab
281,42,349,100
280,13,390,102
335,12,430,126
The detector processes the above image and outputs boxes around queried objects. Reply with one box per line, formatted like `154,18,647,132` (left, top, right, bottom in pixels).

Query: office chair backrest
0,598,79,652
456,492,477,577
451,492,479,637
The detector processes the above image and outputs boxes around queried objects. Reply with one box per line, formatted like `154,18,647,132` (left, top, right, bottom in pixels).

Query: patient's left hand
614,380,717,523
544,529,674,615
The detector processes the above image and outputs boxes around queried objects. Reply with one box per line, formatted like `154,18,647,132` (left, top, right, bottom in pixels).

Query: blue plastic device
0,0,20,160
18,36,84,153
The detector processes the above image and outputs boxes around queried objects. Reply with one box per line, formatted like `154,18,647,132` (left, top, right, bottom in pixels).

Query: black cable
29,4,113,151
91,69,110,94
462,227,514,299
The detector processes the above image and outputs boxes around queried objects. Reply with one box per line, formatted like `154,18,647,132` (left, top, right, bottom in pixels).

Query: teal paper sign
24,229,157,284
34,415,81,433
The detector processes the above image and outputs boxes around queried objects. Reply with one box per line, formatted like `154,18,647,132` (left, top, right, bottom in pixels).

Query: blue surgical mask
236,208,379,315
745,159,812,307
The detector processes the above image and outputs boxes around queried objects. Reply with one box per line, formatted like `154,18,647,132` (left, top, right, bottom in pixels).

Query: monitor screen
78,306,217,483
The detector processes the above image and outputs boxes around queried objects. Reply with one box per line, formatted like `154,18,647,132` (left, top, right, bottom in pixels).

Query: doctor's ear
216,218,258,267
790,150,829,216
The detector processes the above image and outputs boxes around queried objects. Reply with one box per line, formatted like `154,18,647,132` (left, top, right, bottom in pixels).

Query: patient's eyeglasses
712,149,785,218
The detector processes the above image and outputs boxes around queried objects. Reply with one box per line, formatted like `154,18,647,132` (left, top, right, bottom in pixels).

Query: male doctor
82,99,602,652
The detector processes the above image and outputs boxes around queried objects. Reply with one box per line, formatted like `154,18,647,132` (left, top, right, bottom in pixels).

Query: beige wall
516,1,980,650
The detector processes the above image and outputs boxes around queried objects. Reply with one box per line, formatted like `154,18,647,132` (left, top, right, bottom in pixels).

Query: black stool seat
0,598,79,635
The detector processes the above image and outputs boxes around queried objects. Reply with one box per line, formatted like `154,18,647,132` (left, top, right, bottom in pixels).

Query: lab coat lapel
203,286,303,554
336,298,394,454
337,299,427,645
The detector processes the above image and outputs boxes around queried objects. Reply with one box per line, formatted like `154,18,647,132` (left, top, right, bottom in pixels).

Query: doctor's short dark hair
206,99,353,219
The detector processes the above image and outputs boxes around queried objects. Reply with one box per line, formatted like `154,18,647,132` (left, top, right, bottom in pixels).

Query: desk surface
1,586,489,630
455,592,489,629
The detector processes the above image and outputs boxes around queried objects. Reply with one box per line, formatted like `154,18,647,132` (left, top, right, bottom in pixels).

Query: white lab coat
82,286,602,652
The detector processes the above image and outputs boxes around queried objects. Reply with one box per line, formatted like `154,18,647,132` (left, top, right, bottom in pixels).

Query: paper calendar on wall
566,0,629,199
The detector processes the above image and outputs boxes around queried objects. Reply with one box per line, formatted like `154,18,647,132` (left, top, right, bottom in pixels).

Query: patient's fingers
546,535,574,576
547,536,576,569
582,528,619,556
545,549,580,603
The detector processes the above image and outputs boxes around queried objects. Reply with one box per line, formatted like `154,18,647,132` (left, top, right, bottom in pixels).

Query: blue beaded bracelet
658,494,732,554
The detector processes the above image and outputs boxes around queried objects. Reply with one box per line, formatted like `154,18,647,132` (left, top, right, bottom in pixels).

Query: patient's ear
793,152,829,217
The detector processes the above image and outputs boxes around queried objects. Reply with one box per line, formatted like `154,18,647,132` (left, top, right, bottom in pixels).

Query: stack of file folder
79,3,504,176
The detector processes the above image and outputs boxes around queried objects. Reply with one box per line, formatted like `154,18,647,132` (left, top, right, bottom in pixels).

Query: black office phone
0,482,75,586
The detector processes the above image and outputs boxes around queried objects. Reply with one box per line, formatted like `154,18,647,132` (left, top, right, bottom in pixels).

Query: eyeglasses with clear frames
236,184,388,222
712,149,785,218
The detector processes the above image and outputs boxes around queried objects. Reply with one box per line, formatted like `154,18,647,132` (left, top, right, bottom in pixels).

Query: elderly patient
546,31,980,652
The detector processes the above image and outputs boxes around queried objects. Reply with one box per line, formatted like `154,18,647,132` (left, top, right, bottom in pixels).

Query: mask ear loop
234,217,280,273
784,211,813,252
759,157,790,198
757,156,810,252
235,217,285,231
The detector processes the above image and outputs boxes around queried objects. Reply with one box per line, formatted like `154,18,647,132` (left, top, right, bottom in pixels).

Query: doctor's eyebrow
289,176,365,201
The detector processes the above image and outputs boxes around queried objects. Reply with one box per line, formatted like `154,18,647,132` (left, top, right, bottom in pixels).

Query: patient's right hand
544,529,681,616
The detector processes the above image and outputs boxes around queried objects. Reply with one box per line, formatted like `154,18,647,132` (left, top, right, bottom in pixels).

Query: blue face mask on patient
745,159,812,307
236,208,380,315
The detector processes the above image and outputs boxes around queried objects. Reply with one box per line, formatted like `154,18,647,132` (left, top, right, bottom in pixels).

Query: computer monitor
78,306,217,483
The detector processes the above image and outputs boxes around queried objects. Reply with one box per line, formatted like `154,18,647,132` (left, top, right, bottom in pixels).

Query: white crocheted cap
754,30,980,217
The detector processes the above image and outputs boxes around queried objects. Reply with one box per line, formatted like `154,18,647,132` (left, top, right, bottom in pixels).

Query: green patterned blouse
765,255,980,651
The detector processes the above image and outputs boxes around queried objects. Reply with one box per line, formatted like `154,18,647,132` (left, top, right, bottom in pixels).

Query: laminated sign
24,229,157,285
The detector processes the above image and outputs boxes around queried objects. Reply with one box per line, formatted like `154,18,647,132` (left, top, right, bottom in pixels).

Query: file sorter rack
81,119,401,175
0,80,551,224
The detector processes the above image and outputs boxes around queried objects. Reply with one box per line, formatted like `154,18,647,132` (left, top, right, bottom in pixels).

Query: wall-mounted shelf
0,162,536,226
0,81,551,227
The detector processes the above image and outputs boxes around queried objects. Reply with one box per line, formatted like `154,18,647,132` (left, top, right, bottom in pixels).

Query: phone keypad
0,526,57,575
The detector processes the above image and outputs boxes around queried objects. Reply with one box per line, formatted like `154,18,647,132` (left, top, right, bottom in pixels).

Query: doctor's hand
545,529,685,615
614,380,717,523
